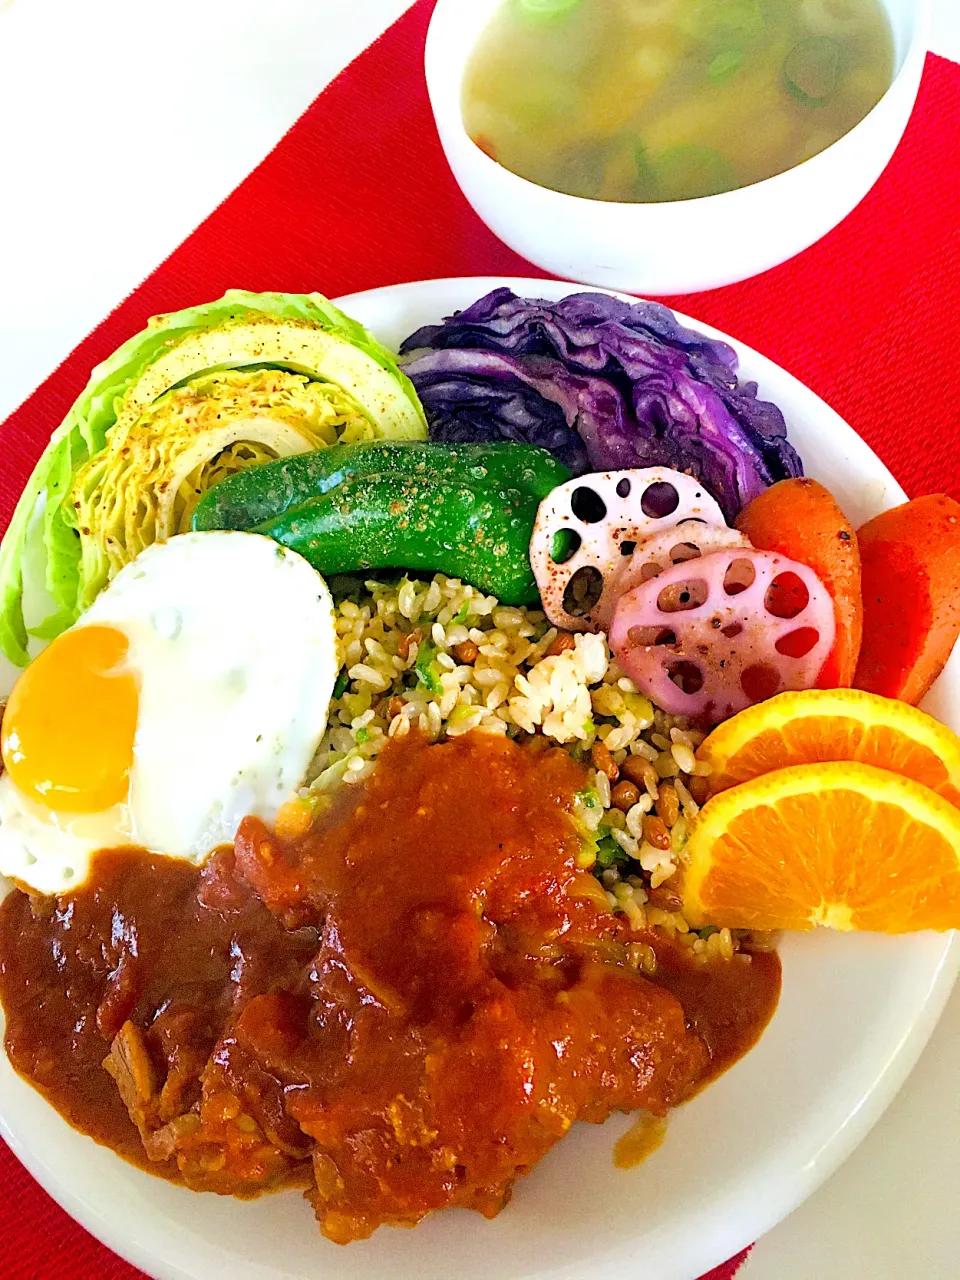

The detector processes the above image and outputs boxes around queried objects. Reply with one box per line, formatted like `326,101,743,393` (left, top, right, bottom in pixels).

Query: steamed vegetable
735,478,862,687
196,442,571,604
399,289,802,523
0,291,427,667
854,495,960,705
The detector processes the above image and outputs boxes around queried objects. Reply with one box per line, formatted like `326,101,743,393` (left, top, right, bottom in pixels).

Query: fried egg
0,531,338,893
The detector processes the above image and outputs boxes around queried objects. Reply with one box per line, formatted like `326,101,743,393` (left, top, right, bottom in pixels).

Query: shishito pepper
192,442,571,604
193,441,570,531
255,475,546,604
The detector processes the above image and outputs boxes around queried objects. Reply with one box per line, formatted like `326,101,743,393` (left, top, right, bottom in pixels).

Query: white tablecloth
1,2,958,1275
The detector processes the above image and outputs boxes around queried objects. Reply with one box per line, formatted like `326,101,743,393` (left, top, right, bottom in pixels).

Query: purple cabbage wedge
399,289,802,521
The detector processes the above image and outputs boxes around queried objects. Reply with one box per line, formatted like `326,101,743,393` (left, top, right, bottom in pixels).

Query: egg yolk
1,625,138,814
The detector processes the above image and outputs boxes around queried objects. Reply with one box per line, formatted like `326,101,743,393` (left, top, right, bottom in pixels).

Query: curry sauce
0,731,779,1242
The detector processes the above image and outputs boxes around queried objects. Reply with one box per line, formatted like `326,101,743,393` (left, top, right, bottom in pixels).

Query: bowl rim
425,0,932,214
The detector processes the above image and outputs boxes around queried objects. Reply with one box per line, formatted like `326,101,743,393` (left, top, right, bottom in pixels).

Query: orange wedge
697,688,960,806
682,762,960,933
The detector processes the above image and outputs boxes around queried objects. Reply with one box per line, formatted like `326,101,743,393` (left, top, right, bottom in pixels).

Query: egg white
0,532,339,893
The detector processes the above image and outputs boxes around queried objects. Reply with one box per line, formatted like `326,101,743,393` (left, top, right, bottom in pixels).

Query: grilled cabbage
0,290,427,665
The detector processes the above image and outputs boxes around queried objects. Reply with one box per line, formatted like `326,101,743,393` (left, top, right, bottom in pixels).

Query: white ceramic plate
1,277,958,1280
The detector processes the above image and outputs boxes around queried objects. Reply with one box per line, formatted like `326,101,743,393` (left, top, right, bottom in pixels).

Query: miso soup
463,0,895,202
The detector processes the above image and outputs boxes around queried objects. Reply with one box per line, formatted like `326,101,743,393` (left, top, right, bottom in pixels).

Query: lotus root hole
563,566,604,617
657,578,709,613
721,621,744,638
640,481,680,519
667,660,704,695
620,540,637,558
550,528,582,565
775,627,820,658
627,626,677,647
670,541,702,565
723,558,757,596
741,663,781,702
765,571,810,619
570,486,607,523
641,560,664,582
616,478,631,498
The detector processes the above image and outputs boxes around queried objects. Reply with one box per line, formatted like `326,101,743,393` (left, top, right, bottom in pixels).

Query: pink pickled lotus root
597,519,750,629
609,548,836,724
530,468,726,633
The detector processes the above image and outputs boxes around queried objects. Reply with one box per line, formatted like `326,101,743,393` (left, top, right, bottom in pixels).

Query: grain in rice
673,777,699,818
625,800,651,838
671,742,697,775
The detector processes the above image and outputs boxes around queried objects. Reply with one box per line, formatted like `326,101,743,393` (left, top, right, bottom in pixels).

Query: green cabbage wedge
0,291,427,666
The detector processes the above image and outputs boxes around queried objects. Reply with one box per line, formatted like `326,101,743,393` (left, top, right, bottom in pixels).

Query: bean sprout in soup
463,0,895,202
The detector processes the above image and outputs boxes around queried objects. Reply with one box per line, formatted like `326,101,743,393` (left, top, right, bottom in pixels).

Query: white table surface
1,2,959,1276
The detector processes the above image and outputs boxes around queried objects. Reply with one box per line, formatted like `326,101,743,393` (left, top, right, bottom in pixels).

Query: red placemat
1,0,958,1275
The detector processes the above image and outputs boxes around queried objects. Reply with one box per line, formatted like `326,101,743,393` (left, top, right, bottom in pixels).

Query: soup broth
463,0,895,202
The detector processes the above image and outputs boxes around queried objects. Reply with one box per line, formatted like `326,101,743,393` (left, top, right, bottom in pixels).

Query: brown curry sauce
0,731,779,1243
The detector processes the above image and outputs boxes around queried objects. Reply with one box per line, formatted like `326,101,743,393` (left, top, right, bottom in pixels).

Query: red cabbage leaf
400,289,802,520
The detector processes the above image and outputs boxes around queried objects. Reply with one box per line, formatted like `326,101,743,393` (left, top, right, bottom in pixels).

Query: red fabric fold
1,0,959,1274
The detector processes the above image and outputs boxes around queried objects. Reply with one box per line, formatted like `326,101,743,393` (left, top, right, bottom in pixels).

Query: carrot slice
735,478,862,687
854,494,960,705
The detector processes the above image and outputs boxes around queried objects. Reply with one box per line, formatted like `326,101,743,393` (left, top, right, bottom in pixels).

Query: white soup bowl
425,0,929,295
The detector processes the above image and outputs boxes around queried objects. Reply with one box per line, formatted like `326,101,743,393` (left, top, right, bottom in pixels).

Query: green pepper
192,441,570,533
551,527,580,564
193,441,571,604
254,473,545,604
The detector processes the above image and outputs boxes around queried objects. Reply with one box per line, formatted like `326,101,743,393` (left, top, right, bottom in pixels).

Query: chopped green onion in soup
464,0,894,203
